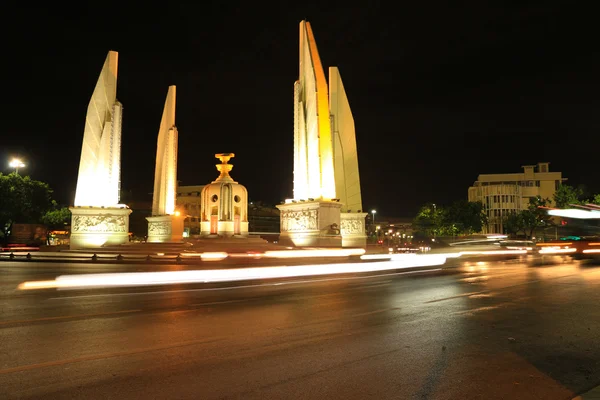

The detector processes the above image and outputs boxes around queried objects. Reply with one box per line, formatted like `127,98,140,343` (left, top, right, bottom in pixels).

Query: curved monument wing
294,21,336,201
330,67,362,213
152,86,178,216
74,51,121,207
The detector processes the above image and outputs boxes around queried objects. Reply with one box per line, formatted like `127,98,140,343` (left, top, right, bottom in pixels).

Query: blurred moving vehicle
536,236,600,260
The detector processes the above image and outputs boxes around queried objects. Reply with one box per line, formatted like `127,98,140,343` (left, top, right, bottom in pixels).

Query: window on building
536,181,540,187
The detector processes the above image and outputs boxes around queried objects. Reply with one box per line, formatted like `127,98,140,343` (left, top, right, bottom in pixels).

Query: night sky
3,2,599,218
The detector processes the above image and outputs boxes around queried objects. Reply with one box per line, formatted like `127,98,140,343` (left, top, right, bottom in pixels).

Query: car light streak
538,248,577,254
17,254,446,291
459,250,528,256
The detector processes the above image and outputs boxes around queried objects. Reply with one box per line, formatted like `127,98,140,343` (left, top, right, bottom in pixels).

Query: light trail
18,254,447,291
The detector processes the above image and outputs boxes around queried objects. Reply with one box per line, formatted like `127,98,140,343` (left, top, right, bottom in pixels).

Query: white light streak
17,255,447,291
538,247,577,254
548,209,600,219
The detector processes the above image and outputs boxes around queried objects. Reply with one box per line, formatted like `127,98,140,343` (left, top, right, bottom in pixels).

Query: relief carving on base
72,215,127,233
341,217,365,235
281,209,318,232
148,221,171,236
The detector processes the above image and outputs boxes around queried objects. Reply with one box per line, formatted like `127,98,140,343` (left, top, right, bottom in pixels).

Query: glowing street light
9,158,25,174
371,209,377,240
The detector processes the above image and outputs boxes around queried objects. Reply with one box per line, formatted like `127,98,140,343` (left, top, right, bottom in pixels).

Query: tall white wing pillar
293,20,336,201
147,86,183,243
70,51,131,249
280,21,366,248
329,67,363,213
152,85,178,216
74,51,122,207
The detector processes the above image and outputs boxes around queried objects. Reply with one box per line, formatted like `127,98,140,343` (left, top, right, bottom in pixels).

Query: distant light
9,158,25,173
174,211,181,217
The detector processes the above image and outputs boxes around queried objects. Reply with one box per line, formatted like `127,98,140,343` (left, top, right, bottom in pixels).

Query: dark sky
3,2,599,218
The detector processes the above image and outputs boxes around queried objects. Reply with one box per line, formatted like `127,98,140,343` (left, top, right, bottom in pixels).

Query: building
176,185,204,236
468,162,565,233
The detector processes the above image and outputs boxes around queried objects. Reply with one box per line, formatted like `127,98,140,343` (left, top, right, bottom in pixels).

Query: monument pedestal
146,215,184,243
69,206,132,249
340,212,367,248
277,200,342,247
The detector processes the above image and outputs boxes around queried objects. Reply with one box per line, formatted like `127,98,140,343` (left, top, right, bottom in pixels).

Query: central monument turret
200,154,249,237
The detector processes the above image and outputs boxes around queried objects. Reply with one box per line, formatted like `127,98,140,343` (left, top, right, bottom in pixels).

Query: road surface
2,257,600,399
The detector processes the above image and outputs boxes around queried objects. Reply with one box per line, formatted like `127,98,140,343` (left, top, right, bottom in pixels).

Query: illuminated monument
70,51,131,249
146,85,184,242
277,20,367,247
200,154,249,237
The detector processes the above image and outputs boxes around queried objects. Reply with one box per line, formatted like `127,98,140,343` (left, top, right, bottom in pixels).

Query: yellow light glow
305,22,335,199
174,211,181,217
264,248,365,258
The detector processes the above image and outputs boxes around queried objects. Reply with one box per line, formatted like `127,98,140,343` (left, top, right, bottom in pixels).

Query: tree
41,203,71,245
444,200,487,235
553,184,583,208
521,196,553,239
591,194,600,206
0,173,54,244
413,203,444,238
503,212,526,237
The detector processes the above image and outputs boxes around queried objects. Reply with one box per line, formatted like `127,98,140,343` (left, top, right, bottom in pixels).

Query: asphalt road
2,257,600,399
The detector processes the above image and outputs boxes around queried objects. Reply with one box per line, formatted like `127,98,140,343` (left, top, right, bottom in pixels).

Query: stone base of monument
340,212,368,248
146,214,184,243
277,200,343,247
69,206,132,249
200,221,249,238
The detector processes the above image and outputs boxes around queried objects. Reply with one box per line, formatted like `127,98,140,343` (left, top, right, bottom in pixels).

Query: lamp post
371,210,377,243
9,158,25,174
432,204,437,240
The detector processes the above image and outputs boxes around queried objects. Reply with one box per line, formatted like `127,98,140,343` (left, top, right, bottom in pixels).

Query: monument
200,154,249,237
146,86,184,242
277,20,367,248
70,51,131,249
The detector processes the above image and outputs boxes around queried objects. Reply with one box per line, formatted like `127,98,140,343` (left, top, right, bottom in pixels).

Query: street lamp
371,209,377,242
9,158,25,174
